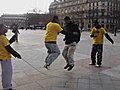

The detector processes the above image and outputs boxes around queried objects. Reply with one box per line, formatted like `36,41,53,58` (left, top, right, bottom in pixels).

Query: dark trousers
91,44,103,65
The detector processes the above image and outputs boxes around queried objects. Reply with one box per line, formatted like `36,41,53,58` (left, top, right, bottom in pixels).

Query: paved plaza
0,30,120,90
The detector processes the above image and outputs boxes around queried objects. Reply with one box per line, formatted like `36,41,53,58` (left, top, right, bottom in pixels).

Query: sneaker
67,65,74,71
44,64,50,70
89,63,96,65
95,64,101,67
64,64,70,69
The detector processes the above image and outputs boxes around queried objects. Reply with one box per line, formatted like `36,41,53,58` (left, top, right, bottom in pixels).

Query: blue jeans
45,43,60,66
0,59,12,90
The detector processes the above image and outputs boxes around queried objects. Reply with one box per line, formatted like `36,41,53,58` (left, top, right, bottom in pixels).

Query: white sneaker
95,64,101,67
89,63,96,65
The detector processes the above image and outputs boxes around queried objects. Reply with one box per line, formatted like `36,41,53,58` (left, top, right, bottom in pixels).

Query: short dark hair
94,21,101,29
64,16,70,20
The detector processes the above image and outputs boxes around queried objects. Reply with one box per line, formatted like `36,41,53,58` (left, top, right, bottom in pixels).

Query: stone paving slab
102,65,120,79
0,30,120,90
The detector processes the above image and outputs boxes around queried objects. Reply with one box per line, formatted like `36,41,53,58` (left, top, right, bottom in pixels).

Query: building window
88,24,91,28
102,2,105,6
89,3,91,7
93,3,94,6
102,12,104,16
97,2,98,6
101,21,104,23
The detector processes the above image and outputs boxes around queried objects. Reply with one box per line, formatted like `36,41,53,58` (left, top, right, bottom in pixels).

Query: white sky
0,0,54,15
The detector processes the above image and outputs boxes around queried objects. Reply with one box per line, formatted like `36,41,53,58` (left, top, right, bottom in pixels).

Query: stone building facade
0,14,26,28
0,13,53,29
49,0,120,32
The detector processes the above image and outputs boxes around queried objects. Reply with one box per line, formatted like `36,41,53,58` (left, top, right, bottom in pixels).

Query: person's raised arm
105,33,114,44
5,45,21,59
90,28,96,38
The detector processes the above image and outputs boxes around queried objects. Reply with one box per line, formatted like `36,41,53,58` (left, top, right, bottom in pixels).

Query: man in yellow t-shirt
90,21,114,67
44,16,63,70
0,24,21,90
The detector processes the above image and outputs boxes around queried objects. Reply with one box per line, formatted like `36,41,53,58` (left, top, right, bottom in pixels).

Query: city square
0,29,120,90
0,0,120,90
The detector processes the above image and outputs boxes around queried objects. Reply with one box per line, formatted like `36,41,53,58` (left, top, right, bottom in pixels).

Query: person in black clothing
11,24,20,43
62,16,81,71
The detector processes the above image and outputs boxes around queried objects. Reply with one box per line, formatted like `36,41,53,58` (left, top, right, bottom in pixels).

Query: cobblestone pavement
0,30,120,90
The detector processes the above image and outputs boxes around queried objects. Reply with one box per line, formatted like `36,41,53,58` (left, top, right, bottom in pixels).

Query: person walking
11,24,20,43
44,15,77,70
89,21,114,67
0,24,21,90
114,27,117,36
62,16,81,71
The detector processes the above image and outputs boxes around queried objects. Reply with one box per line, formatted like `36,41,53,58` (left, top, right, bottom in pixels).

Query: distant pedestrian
114,27,117,36
0,24,21,90
89,21,114,67
12,24,20,42
62,16,81,71
44,15,77,70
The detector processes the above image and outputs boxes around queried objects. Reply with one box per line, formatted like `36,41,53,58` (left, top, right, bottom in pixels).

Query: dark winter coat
63,22,81,44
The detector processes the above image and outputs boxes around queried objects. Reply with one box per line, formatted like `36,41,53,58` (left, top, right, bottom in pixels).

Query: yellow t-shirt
0,35,11,59
91,27,107,44
44,22,63,42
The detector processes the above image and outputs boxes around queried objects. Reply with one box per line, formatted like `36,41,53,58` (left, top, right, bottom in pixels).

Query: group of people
44,16,81,71
44,15,114,71
0,15,114,90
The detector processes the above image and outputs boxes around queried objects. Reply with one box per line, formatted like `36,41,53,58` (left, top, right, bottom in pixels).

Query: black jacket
63,22,81,44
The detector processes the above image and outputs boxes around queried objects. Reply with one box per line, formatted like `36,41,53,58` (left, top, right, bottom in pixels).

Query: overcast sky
0,0,54,15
